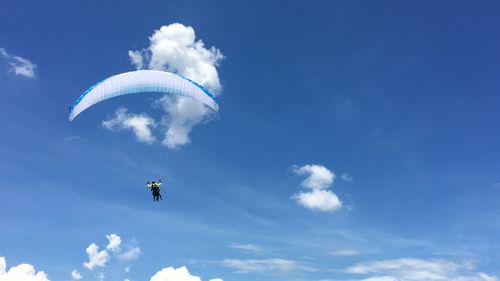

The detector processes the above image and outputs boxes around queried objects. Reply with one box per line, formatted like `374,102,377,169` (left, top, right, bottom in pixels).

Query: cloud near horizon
127,23,224,149
344,258,499,281
0,257,49,281
150,266,223,281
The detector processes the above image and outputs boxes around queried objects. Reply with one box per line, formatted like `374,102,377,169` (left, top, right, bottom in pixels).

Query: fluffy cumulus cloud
144,23,223,92
71,270,82,280
293,189,342,212
83,243,109,270
128,23,223,149
81,233,140,274
0,257,49,281
292,164,342,212
0,48,36,78
222,258,315,274
150,266,222,281
102,107,157,144
344,258,499,281
294,164,335,190
106,234,122,252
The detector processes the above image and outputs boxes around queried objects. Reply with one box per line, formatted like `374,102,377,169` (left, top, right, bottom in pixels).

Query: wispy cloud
118,246,141,261
329,249,360,256
341,173,354,182
222,258,316,273
63,136,83,142
292,164,342,212
229,243,267,255
344,258,498,281
0,47,36,78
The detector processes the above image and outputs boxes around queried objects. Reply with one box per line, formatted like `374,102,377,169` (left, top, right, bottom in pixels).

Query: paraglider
147,179,163,202
69,70,219,121
69,70,219,203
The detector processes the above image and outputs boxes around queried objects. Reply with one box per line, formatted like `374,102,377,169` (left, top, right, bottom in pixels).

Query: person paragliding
147,179,163,202
69,70,219,201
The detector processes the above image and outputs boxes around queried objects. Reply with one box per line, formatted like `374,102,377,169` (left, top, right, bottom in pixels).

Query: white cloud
158,96,210,149
293,189,342,212
341,173,354,182
143,23,223,92
0,257,49,281
209,279,223,281
222,258,315,273
106,234,122,252
359,276,397,281
128,23,223,149
0,47,36,78
229,243,266,255
150,266,221,281
71,270,82,280
83,243,109,270
292,164,342,212
344,258,498,281
102,107,157,144
119,247,141,261
125,266,130,273
479,272,499,281
293,164,335,190
128,50,144,69
329,249,359,256
98,272,105,281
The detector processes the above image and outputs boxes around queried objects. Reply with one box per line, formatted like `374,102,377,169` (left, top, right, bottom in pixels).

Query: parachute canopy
69,70,218,121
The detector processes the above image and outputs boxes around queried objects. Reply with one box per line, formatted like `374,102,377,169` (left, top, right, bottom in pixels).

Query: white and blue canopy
69,70,218,121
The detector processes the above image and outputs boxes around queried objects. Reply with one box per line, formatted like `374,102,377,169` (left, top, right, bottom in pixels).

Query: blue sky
1,1,500,280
